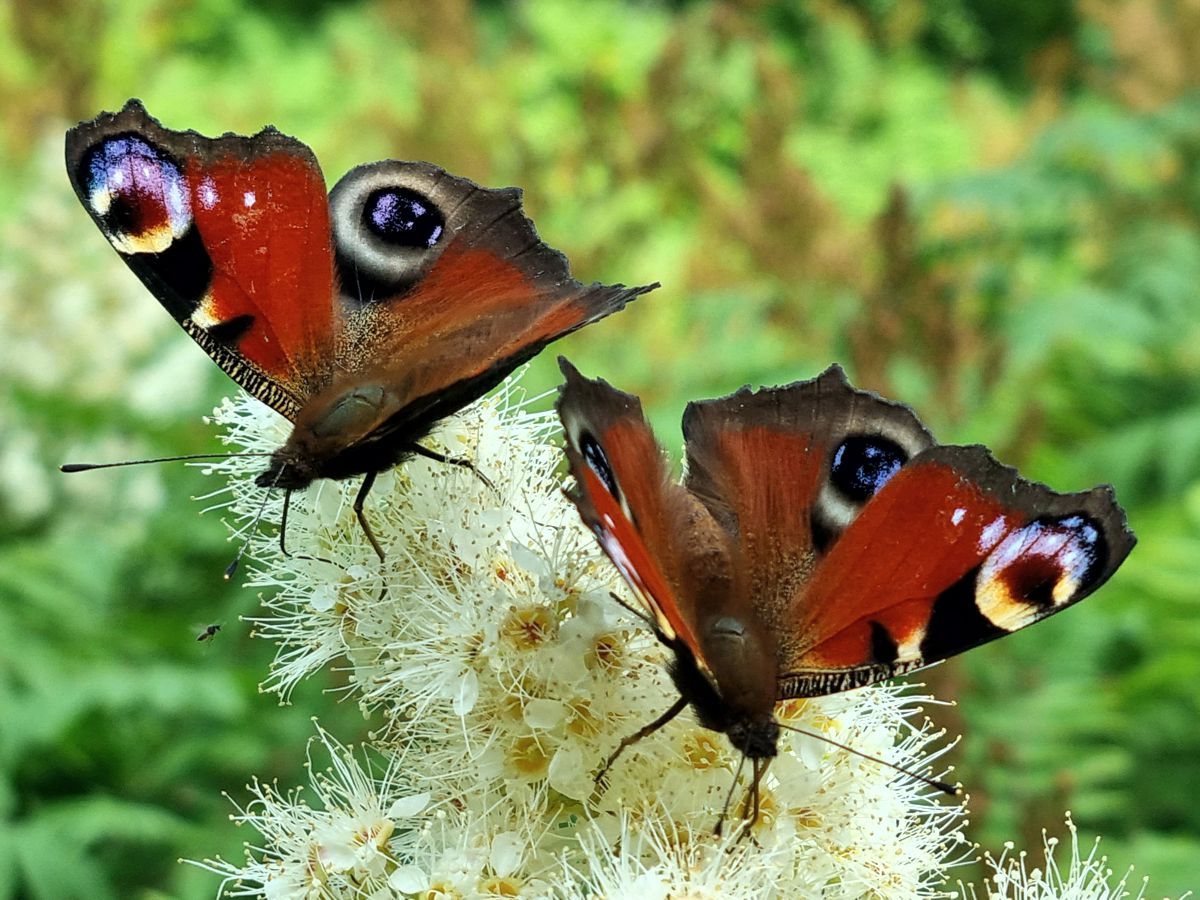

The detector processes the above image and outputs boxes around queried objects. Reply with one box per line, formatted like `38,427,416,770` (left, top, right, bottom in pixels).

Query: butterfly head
726,716,781,760
255,450,320,491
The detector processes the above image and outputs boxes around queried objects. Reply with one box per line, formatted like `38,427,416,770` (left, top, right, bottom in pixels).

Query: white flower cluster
964,814,1172,900
193,376,971,898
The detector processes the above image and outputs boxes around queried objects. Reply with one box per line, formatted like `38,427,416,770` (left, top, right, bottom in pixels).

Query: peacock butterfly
556,358,1134,826
63,100,655,560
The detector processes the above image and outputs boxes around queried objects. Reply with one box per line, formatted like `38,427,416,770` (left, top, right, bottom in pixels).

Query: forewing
66,99,336,419
556,359,731,673
329,164,656,434
776,444,1136,698
682,365,934,664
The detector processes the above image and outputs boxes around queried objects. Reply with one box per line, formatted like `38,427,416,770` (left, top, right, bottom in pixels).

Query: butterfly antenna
224,468,283,580
60,451,272,472
776,721,959,795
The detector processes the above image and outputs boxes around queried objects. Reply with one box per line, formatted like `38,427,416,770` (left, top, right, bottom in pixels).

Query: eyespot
80,134,191,255
363,187,444,248
329,162,452,301
830,435,907,503
579,431,619,499
976,513,1108,627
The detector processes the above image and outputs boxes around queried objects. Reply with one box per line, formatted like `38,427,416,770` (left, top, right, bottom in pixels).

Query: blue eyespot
81,134,191,252
980,513,1107,607
363,187,444,248
580,432,619,499
830,435,907,502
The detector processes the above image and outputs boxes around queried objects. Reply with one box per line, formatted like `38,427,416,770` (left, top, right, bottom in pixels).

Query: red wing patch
65,100,337,418
556,360,728,684
185,151,334,382
576,465,707,659
777,446,1134,697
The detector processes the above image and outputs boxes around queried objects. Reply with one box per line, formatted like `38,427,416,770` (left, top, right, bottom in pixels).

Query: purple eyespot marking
976,514,1106,622
580,431,619,499
82,134,191,253
363,187,444,249
830,435,907,503
978,515,1008,552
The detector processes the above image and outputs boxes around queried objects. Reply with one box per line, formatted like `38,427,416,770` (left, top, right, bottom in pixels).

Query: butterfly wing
775,443,1135,697
682,366,934,652
65,100,336,419
326,165,657,438
556,359,730,676
682,365,1135,698
68,101,654,437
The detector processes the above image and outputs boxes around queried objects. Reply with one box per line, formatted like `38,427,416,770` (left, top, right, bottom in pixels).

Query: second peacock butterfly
556,358,1134,826
63,100,656,560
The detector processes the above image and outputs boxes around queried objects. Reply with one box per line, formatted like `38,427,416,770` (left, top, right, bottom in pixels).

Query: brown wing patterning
556,359,730,673
328,163,657,420
682,366,933,672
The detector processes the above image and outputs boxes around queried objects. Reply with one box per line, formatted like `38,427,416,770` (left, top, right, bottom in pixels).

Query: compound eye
830,435,908,503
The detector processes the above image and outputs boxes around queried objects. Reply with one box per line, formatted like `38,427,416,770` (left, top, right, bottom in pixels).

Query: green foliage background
0,0,1197,896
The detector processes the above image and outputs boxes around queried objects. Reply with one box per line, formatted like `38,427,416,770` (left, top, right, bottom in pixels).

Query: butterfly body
669,621,781,759
557,359,1135,788
257,376,428,490
66,101,655,506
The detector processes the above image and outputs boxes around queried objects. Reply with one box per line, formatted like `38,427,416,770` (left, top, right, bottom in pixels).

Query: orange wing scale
187,153,334,379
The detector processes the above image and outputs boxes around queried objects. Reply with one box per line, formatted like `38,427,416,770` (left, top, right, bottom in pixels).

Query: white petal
630,871,671,898
489,831,524,878
309,583,337,612
523,697,565,730
388,864,429,894
314,481,342,522
547,742,592,801
510,541,546,577
552,645,589,684
452,668,479,716
315,821,358,871
387,791,431,818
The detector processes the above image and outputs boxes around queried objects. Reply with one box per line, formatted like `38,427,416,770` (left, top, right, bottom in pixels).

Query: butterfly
556,358,1135,826
64,100,655,561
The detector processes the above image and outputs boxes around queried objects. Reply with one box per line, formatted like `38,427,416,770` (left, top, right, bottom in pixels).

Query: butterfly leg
279,488,294,558
593,696,688,793
739,757,768,833
354,472,386,562
715,752,750,837
406,442,496,494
